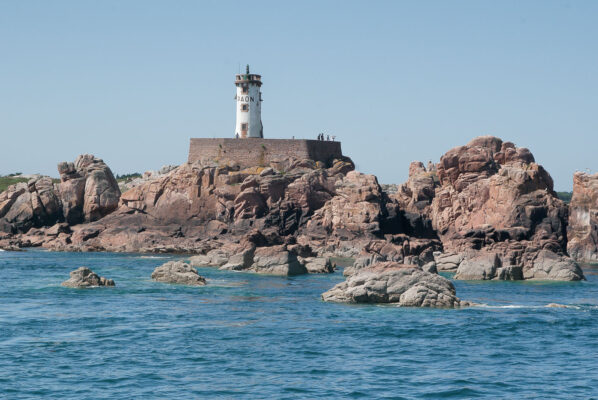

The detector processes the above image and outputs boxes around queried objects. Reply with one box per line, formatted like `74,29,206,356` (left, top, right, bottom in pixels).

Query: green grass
116,172,142,183
0,176,60,194
0,176,29,193
556,191,573,204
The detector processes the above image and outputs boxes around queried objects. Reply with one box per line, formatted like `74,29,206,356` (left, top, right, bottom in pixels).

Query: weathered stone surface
219,245,256,271
308,171,386,238
402,136,585,281
249,245,307,276
300,257,335,273
524,250,585,281
0,177,62,233
151,261,206,285
0,154,120,233
61,267,115,288
345,237,442,276
454,252,501,280
58,154,120,223
394,161,439,216
190,249,231,268
433,252,464,272
322,262,467,308
567,172,598,263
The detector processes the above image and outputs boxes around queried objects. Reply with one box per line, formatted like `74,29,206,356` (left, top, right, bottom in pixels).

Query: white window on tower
241,123,248,131
241,104,249,112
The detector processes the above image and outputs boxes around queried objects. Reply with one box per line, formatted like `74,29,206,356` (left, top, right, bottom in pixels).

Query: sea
1,249,597,399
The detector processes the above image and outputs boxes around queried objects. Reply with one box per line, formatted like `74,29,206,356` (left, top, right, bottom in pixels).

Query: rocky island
1,136,595,307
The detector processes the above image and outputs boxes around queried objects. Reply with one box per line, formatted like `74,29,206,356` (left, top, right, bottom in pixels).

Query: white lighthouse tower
234,65,263,138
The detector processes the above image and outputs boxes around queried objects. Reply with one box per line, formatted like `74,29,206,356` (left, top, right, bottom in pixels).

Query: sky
0,0,596,190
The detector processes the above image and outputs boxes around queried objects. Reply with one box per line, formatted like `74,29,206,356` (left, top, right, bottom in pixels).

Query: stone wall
188,138,343,168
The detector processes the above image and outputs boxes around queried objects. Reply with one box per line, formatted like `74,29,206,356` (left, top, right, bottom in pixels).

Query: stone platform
188,138,343,168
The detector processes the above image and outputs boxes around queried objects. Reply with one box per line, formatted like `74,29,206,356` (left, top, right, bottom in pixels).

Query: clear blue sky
1,0,596,190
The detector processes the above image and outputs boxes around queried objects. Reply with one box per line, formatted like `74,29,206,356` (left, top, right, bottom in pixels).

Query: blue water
1,250,597,399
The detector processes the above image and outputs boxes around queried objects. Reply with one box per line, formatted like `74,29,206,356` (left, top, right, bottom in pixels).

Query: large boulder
61,267,115,288
524,250,585,281
300,257,335,273
454,252,501,280
58,154,121,223
321,262,468,308
151,261,206,285
249,245,307,276
567,172,598,263
433,252,464,272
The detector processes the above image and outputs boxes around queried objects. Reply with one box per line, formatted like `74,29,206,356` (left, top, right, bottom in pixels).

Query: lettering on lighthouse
235,96,255,102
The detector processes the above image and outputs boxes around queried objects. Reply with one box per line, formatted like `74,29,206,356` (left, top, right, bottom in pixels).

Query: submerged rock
61,267,115,288
151,261,206,285
322,262,468,308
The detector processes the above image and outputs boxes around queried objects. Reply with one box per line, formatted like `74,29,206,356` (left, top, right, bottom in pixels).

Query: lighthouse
234,65,263,138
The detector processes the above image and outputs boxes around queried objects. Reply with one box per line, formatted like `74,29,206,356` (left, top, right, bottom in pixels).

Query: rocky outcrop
40,157,355,253
431,137,565,253
118,165,178,192
308,171,387,237
394,161,438,216
61,267,115,288
189,230,319,276
0,154,120,234
567,172,598,263
58,154,121,224
151,261,206,285
0,177,62,233
1,136,589,285
321,262,468,308
408,136,583,281
346,236,442,276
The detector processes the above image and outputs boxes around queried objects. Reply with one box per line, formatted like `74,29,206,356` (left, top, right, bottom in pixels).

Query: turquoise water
1,250,597,399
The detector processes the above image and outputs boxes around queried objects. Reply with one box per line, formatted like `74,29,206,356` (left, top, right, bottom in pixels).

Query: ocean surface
0,250,597,399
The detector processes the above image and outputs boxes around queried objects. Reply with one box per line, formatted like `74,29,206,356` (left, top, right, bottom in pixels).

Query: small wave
138,255,172,259
473,303,590,310
472,304,541,309
545,303,581,309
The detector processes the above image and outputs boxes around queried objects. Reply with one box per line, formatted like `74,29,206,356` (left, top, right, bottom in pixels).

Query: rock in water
61,267,115,288
454,252,502,280
567,172,598,263
524,250,585,281
151,261,206,285
249,245,307,276
300,257,335,273
321,262,468,308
